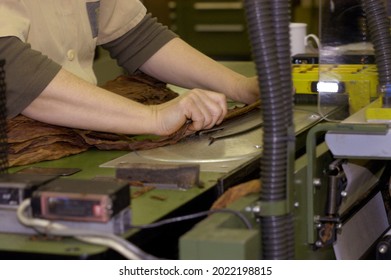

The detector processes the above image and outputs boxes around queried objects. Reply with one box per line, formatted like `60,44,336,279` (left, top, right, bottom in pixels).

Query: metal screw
293,201,299,208
244,204,261,214
378,244,389,254
316,223,322,229
315,240,323,247
313,178,321,187
252,205,261,214
336,223,342,229
341,190,348,197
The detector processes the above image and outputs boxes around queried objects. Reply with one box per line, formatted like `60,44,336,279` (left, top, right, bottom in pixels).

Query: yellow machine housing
292,64,379,114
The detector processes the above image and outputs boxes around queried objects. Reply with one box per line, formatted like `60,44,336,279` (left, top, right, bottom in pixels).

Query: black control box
0,173,59,208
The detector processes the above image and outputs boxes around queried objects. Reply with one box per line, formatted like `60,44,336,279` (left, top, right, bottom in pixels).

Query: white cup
289,22,320,56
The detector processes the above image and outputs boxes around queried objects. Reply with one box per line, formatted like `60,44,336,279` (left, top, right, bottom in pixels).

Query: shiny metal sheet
333,192,388,259
101,106,322,173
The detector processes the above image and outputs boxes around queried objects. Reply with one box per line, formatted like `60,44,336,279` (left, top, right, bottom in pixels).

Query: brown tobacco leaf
210,179,261,210
131,185,156,199
100,73,178,105
224,100,261,121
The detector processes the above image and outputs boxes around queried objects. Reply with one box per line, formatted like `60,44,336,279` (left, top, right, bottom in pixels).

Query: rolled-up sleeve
102,14,178,74
0,37,61,118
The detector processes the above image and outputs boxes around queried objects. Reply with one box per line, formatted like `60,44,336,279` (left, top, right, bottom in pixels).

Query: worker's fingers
181,89,227,131
153,89,227,135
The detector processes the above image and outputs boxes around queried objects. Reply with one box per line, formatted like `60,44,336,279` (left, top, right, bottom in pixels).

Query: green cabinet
143,1,314,59
174,0,251,59
144,0,252,59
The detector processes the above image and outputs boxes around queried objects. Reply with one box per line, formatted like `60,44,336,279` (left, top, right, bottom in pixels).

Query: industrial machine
1,0,391,260
180,0,391,260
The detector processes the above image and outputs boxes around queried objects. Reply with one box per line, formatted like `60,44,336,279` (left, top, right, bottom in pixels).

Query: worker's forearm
140,38,258,103
21,69,155,135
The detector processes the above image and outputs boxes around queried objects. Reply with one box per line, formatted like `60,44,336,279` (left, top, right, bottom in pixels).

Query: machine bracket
314,215,341,248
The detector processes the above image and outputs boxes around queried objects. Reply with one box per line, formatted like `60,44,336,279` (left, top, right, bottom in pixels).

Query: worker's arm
22,68,227,136
139,37,260,105
102,15,259,105
1,36,226,135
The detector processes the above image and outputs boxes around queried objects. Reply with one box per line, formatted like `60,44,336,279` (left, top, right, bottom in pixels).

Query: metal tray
101,106,322,173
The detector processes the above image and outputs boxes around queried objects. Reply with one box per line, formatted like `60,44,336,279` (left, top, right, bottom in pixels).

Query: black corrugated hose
0,60,8,173
243,0,295,259
361,0,391,107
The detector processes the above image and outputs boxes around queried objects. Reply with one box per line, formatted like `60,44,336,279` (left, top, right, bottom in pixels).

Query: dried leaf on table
131,185,155,199
210,179,261,210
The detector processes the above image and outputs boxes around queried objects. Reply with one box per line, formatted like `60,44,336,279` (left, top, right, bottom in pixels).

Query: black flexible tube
361,0,391,106
243,0,287,201
271,0,294,129
0,60,8,173
243,0,294,259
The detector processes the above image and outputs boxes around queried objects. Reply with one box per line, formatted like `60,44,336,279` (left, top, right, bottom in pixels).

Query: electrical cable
17,199,253,259
17,199,158,260
129,208,253,230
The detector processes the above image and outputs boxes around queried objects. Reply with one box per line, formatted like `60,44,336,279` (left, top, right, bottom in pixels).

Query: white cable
17,199,157,260
76,236,141,260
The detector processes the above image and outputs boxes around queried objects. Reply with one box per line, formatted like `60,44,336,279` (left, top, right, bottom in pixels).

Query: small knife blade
208,122,263,145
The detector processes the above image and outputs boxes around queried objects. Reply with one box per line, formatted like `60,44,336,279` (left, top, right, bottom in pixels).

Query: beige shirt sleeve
98,0,147,45
0,0,30,41
0,0,147,84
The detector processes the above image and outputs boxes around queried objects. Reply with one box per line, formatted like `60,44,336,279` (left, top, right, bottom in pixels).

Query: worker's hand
151,89,228,136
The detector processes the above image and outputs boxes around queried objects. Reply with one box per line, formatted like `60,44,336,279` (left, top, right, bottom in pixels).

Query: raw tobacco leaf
210,179,261,210
6,73,182,167
6,115,89,166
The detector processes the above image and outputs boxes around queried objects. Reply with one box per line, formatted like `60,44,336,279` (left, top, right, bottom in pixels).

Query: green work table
0,61,261,259
2,148,239,259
